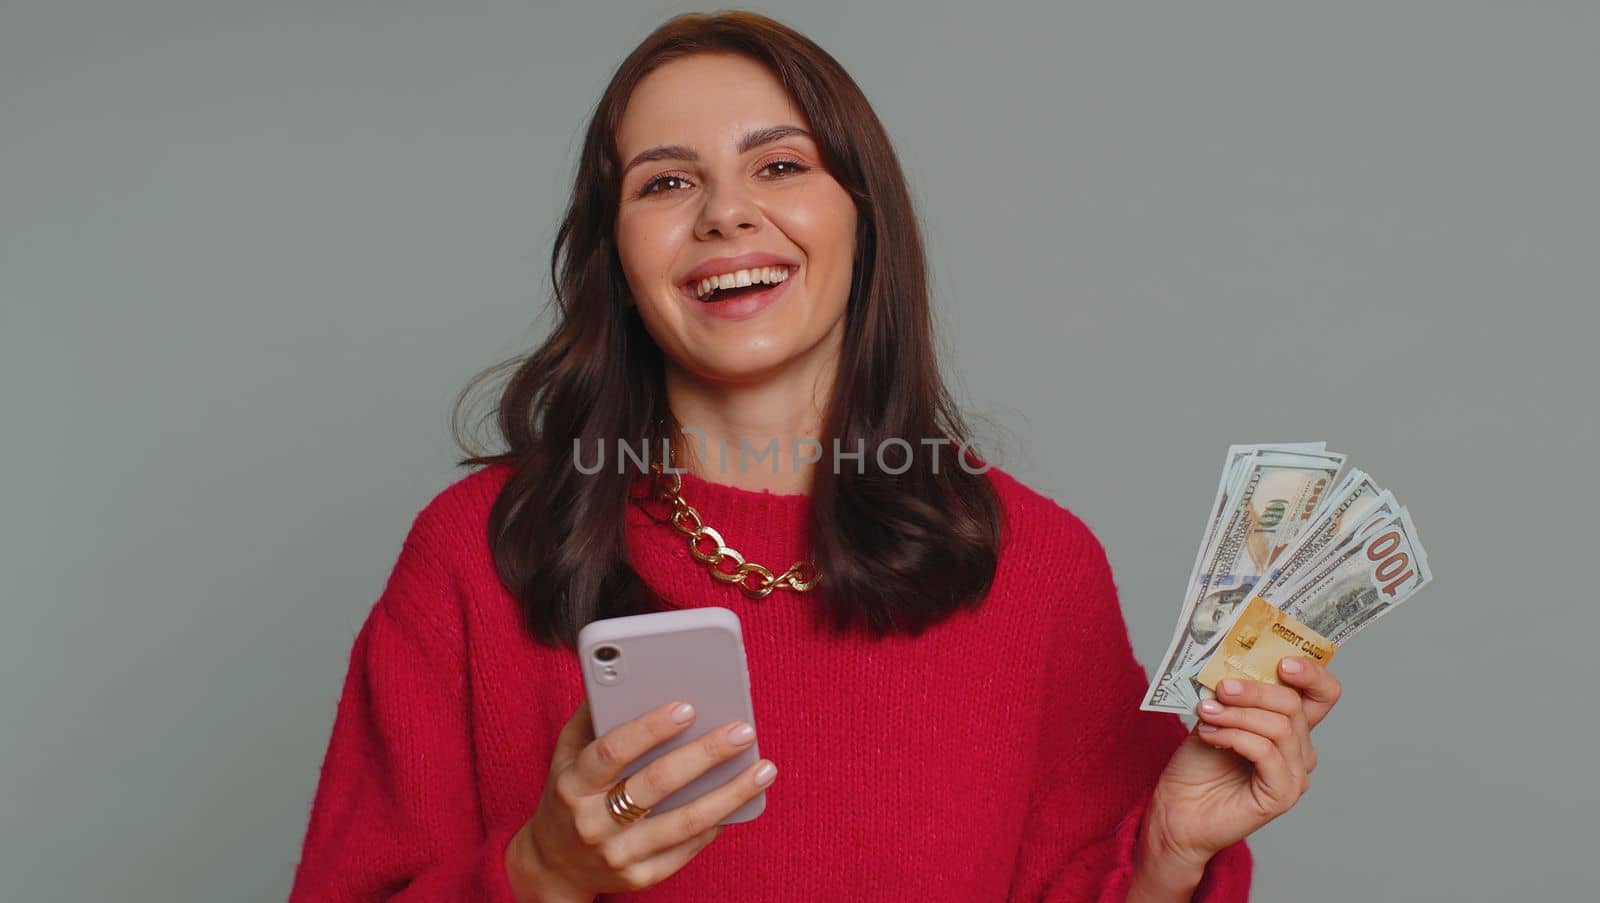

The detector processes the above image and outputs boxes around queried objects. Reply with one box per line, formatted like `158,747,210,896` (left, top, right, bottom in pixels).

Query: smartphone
577,606,765,823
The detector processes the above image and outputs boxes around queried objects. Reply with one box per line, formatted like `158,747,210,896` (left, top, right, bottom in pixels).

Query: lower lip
681,270,794,321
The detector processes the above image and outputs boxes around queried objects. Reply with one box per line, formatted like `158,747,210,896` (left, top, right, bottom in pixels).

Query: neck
663,354,836,496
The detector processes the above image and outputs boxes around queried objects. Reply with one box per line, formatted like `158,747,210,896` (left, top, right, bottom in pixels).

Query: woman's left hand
1139,656,1344,876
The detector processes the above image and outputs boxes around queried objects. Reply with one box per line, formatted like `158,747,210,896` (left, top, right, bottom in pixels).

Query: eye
633,157,811,200
635,172,693,198
760,157,810,178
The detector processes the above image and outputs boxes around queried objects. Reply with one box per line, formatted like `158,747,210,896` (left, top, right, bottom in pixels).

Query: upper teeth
694,266,790,299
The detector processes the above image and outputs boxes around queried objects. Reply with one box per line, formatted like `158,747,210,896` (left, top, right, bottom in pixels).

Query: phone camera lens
594,645,620,663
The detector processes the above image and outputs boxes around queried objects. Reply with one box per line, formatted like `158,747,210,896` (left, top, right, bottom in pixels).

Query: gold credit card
1195,596,1338,690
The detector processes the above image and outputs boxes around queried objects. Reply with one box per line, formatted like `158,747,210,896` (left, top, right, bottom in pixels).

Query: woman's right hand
504,698,778,902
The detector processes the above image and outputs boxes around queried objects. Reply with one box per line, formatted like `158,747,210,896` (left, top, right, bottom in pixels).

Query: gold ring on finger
605,778,651,825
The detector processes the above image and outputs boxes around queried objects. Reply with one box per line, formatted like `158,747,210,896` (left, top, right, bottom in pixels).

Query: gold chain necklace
645,459,820,599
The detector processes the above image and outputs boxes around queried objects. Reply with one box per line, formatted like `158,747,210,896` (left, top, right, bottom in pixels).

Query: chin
681,345,803,384
650,298,846,385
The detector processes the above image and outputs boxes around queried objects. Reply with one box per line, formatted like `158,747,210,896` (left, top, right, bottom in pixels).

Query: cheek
778,192,857,279
615,209,690,286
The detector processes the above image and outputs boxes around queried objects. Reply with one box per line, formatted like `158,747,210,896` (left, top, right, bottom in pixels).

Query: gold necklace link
648,461,820,599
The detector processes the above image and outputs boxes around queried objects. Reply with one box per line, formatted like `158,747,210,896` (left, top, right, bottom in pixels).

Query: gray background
3,1,1594,900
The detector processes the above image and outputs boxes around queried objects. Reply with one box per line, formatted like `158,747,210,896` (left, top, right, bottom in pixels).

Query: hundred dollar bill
1215,444,1327,523
1183,506,1431,696
1259,479,1389,598
1139,443,1326,714
1265,495,1400,604
1180,493,1422,691
1203,444,1329,568
1142,447,1345,713
1274,507,1432,644
1262,472,1379,579
1168,452,1358,694
1185,445,1329,623
1177,475,1386,677
1178,490,1403,687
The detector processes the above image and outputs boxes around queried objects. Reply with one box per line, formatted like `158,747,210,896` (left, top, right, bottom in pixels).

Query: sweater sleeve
1008,519,1253,902
288,505,525,903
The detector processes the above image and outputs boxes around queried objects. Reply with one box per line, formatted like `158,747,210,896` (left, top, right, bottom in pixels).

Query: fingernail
1198,724,1219,734
1199,700,1224,715
753,761,777,786
728,722,755,745
1281,658,1304,675
670,703,695,724
1220,679,1244,696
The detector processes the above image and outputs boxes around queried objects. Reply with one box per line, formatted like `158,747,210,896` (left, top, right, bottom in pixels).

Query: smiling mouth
684,265,796,303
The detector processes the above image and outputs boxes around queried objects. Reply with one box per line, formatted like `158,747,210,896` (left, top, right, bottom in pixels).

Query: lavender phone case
577,606,765,823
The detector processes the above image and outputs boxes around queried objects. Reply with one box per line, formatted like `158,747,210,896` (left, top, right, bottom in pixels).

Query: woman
289,11,1341,901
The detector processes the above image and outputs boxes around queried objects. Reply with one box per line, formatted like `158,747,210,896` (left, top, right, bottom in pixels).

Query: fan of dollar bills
1142,443,1434,714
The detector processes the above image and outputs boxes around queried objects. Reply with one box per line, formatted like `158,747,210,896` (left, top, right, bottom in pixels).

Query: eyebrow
621,124,813,177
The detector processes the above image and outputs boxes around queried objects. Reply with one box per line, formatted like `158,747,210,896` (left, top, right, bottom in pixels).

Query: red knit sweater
289,462,1252,901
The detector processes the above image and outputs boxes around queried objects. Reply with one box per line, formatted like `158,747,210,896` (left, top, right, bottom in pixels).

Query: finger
569,713,748,849
622,719,760,812
550,698,595,773
1278,657,1343,728
1287,697,1315,774
1213,677,1305,720
1196,700,1296,747
569,699,698,795
623,758,777,861
1197,699,1306,783
1281,687,1316,773
1194,726,1303,810
607,824,724,893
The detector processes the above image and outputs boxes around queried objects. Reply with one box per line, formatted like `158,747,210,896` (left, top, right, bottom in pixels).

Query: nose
693,178,761,240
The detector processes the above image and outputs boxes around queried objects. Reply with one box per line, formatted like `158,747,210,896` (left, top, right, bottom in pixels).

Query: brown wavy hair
453,10,1003,650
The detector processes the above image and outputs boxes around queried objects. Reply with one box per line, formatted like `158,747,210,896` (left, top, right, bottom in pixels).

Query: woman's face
614,53,858,386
